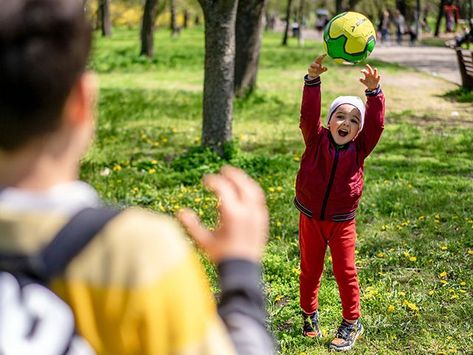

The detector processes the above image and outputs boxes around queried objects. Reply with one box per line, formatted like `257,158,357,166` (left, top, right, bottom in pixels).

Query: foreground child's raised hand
307,54,328,80
177,166,269,263
359,64,380,90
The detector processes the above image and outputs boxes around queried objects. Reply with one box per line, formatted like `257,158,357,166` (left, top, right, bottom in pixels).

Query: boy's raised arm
300,55,327,145
356,64,385,157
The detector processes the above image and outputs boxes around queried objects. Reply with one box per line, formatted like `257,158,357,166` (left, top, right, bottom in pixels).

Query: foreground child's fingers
221,166,266,205
374,68,379,79
177,209,213,250
366,63,374,75
203,173,238,206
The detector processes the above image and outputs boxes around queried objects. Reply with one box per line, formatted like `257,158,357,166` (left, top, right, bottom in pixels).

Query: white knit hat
326,96,366,132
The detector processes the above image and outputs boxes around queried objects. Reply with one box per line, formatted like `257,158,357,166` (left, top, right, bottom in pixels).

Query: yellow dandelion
409,256,417,262
276,221,282,227
459,290,466,294
274,295,284,302
428,290,435,296
268,187,275,193
440,245,448,251
440,280,448,285
403,251,410,257
148,168,156,174
151,159,158,165
439,271,448,278
293,155,300,162
468,249,473,255
418,215,425,221
112,164,122,171
450,294,459,300
459,281,466,286
194,197,202,203
399,291,406,297
276,186,283,192
376,252,385,258
403,300,419,312
293,268,301,275
387,305,395,313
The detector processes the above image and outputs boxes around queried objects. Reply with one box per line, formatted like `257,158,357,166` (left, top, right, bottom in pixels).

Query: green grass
83,27,473,354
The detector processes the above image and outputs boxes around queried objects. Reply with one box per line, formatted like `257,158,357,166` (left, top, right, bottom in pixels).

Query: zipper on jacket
320,149,340,220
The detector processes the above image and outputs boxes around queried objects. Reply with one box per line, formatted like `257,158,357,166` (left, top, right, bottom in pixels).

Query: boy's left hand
359,64,380,91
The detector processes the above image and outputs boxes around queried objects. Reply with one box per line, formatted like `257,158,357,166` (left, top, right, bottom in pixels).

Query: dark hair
0,0,92,151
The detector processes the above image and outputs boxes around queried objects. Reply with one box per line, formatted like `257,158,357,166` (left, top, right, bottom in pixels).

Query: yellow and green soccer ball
323,11,376,64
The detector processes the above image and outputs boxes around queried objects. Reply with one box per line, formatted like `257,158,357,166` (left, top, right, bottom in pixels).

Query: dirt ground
380,69,473,127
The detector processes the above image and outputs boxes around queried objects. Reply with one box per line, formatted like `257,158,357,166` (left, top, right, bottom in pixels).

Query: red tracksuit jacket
294,78,385,221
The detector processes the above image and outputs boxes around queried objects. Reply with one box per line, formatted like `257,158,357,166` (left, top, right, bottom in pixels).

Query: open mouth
338,129,348,137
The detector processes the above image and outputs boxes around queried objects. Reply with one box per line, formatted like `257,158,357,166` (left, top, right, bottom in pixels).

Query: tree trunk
396,0,407,16
336,0,343,14
282,0,293,45
183,9,189,28
434,0,445,37
99,0,112,37
297,0,304,46
140,0,159,57
170,0,179,36
198,0,238,155
234,0,266,97
348,0,361,11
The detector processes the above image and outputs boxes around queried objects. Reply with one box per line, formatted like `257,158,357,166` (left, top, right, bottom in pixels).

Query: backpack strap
0,207,121,283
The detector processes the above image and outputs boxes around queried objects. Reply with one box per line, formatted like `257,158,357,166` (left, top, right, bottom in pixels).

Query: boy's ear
62,71,98,127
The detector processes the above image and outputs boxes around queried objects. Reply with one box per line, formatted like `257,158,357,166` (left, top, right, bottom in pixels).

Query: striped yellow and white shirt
0,181,236,355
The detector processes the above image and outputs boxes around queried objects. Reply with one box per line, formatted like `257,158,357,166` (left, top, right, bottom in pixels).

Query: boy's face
328,104,361,145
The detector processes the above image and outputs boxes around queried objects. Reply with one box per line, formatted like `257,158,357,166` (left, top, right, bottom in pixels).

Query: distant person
378,10,391,44
393,9,406,45
294,54,385,352
0,0,274,354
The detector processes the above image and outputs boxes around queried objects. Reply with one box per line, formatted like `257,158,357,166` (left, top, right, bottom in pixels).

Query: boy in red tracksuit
294,54,385,352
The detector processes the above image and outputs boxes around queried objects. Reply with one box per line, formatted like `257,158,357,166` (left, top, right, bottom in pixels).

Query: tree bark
183,9,189,28
170,0,179,36
282,0,293,46
99,0,112,37
434,0,446,37
234,0,266,97
198,0,238,155
140,0,159,57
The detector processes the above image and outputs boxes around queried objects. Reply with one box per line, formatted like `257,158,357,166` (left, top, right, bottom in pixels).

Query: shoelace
336,321,355,340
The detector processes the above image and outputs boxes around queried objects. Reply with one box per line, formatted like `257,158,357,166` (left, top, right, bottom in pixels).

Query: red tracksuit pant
299,213,361,320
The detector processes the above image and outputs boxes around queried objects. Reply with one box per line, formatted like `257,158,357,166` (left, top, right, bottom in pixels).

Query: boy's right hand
177,166,269,264
307,54,328,80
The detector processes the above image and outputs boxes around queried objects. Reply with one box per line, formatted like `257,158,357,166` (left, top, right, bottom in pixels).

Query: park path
370,45,461,85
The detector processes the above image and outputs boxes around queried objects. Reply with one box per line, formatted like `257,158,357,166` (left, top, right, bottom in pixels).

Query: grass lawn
83,27,473,354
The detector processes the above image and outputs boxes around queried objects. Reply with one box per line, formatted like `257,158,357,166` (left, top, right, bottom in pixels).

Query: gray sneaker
302,311,322,338
329,319,364,351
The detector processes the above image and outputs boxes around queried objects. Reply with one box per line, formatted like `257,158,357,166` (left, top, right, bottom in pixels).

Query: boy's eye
351,119,359,124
